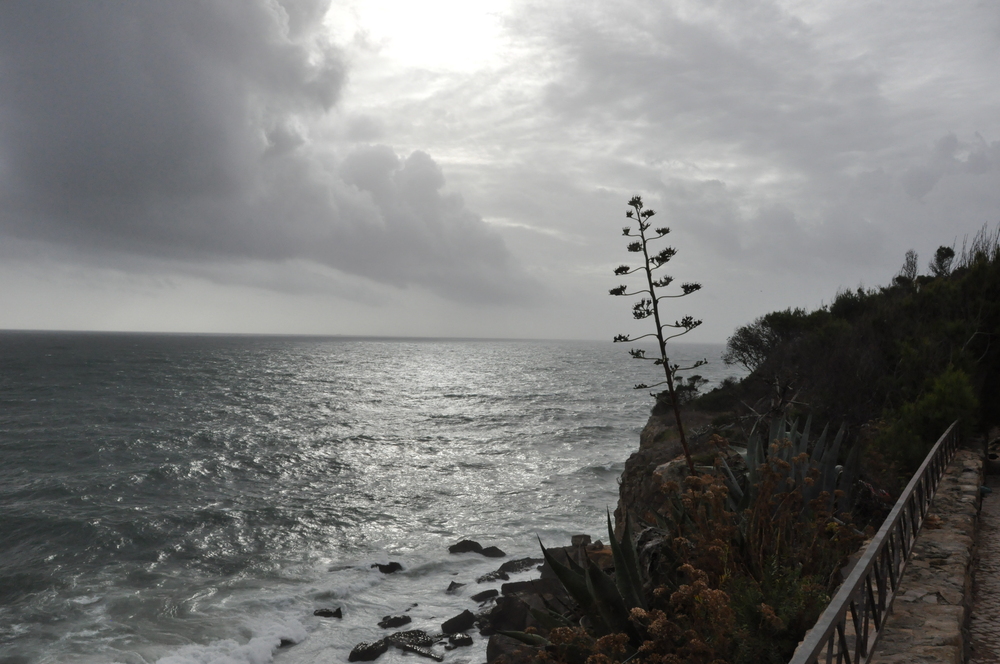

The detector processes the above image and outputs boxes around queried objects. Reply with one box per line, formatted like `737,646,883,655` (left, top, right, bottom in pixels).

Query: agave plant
501,512,647,653
719,415,860,517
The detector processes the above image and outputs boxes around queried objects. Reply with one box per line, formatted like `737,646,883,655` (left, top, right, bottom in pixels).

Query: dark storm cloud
0,1,530,303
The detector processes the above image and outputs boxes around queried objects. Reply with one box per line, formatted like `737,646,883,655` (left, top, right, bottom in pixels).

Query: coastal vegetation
495,210,997,664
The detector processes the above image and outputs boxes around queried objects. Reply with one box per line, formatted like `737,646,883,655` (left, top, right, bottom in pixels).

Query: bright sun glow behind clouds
326,0,511,71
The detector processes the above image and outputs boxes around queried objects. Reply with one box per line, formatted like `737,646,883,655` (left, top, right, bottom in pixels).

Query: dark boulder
279,638,296,648
441,609,476,634
446,581,465,593
497,557,542,575
478,595,529,636
487,634,522,663
470,589,499,603
372,562,403,574
447,632,474,649
378,614,412,629
480,546,506,558
500,577,563,598
314,607,342,618
349,640,388,662
449,539,484,554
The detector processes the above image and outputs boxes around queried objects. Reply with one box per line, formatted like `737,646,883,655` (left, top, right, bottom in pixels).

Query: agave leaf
539,588,575,615
747,426,765,487
837,439,861,513
585,558,639,642
607,511,646,610
797,415,813,458
653,511,669,530
581,560,614,636
818,424,846,494
782,417,799,463
539,538,591,612
564,547,587,576
809,423,831,468
529,607,574,630
497,630,550,647
718,455,744,503
768,417,783,462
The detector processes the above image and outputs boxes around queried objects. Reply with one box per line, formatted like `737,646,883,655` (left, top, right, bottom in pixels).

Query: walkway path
870,447,981,664
969,472,1000,663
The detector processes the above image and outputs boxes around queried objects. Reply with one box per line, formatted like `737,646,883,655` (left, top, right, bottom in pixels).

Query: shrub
876,366,978,472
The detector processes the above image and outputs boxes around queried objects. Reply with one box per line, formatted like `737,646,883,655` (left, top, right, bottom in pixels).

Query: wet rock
478,595,530,636
387,630,434,648
372,562,403,574
449,539,484,554
378,614,412,629
387,631,442,661
501,577,563,598
471,589,499,603
446,581,465,593
447,632,474,648
571,534,592,547
441,609,477,634
349,640,389,662
476,569,509,583
279,638,296,647
497,557,542,575
487,633,522,663
481,546,506,558
314,607,343,618
476,557,542,584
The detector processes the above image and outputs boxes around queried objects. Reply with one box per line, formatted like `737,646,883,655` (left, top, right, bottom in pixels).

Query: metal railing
788,420,961,664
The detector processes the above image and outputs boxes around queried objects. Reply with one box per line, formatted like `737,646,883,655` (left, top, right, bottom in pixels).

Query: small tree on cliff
610,195,704,475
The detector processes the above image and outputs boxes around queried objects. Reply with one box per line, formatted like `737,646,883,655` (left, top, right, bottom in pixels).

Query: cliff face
613,402,734,535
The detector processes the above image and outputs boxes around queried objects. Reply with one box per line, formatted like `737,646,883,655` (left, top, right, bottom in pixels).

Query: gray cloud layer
0,1,530,303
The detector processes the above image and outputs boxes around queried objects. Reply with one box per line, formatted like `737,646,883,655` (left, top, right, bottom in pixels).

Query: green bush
877,366,978,472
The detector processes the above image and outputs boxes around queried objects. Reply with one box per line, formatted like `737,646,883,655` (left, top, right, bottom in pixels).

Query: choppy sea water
0,333,742,664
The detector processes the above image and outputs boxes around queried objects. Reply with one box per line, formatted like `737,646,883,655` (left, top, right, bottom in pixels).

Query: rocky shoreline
283,536,616,663
324,405,727,664
282,402,724,664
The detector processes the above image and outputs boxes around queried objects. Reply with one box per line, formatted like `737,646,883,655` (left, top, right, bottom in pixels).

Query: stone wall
870,447,983,664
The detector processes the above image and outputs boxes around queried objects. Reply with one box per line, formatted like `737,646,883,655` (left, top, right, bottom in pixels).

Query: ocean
0,332,741,664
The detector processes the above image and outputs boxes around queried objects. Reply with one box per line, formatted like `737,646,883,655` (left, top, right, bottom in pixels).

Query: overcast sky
0,0,997,342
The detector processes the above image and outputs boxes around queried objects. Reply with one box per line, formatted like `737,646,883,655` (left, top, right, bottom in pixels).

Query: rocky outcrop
476,557,542,583
350,630,445,662
441,609,476,634
614,403,736,533
481,539,614,662
449,539,507,557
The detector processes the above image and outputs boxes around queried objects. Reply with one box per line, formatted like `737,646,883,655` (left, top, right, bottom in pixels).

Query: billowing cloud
0,1,532,304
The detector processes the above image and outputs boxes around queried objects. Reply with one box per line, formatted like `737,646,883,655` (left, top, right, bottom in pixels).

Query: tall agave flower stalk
611,196,704,475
